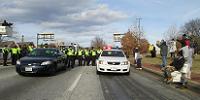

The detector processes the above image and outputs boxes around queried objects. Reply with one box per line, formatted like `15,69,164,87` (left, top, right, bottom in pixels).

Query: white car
96,49,130,75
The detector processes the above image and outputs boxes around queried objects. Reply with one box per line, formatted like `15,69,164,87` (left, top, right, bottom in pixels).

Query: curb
131,64,200,94
0,65,15,70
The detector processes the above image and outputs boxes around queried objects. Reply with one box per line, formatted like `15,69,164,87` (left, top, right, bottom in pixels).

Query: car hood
98,57,128,62
20,57,55,64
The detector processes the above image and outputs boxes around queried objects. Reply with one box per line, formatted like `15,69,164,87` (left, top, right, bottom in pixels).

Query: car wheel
49,64,57,75
62,65,67,70
17,71,26,76
50,67,56,75
96,70,101,75
124,71,130,75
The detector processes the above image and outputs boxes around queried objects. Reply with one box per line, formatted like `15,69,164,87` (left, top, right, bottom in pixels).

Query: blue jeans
161,56,167,68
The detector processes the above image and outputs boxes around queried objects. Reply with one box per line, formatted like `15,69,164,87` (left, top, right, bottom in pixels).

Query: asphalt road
0,65,199,100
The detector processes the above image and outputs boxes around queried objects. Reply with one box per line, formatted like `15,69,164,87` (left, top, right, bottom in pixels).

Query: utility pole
22,35,24,42
136,17,142,45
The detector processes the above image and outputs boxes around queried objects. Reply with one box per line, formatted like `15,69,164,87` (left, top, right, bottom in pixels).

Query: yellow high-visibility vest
11,48,18,54
91,50,97,56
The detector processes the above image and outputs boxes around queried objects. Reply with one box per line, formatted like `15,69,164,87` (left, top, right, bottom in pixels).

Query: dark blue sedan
16,48,66,75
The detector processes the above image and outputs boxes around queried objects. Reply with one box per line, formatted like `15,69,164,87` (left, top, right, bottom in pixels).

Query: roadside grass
142,54,200,74
191,55,200,74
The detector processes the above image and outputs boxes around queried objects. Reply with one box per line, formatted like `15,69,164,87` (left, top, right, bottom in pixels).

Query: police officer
97,48,102,58
28,44,33,53
84,48,90,66
21,45,29,57
72,48,76,67
91,47,97,66
2,45,9,66
77,48,83,66
64,48,69,67
11,45,19,65
67,47,74,68
17,45,22,59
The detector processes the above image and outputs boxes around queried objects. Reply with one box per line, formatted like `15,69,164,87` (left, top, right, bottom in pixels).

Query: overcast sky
0,0,200,47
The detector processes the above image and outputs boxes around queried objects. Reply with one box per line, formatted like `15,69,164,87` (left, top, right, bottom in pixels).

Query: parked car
16,48,66,75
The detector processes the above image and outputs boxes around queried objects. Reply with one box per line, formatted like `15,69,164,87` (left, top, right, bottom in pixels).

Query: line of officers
2,44,33,66
64,47,102,68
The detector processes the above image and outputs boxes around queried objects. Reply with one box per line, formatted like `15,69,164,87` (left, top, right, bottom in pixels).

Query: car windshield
28,49,58,57
101,51,125,57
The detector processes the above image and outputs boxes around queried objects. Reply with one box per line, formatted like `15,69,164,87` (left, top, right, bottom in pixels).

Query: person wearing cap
11,45,19,65
134,47,142,70
84,48,90,66
77,48,83,66
2,45,10,66
156,40,168,68
178,34,190,88
67,46,74,68
91,47,97,66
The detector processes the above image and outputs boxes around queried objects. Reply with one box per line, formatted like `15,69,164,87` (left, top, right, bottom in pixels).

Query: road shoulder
139,64,200,94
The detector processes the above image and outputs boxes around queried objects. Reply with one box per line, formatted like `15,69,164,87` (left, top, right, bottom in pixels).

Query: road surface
0,65,199,100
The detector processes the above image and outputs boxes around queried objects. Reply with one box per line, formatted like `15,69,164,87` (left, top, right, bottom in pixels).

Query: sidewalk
142,63,200,84
0,65,14,70
141,63,200,93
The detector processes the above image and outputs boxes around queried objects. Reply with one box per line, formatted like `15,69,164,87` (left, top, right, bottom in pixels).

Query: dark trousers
3,54,8,66
84,56,90,66
68,56,75,68
65,56,68,66
91,56,96,66
78,56,83,66
136,58,142,68
11,54,17,65
67,56,72,68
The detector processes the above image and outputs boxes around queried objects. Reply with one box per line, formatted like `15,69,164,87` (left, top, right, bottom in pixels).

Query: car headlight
98,60,104,64
41,61,52,65
121,61,129,65
16,60,21,65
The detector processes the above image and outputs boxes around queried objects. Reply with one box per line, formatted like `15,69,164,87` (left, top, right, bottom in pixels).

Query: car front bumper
16,65,53,74
97,64,130,73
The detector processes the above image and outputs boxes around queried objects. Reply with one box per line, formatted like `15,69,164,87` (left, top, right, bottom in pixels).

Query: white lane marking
68,74,82,91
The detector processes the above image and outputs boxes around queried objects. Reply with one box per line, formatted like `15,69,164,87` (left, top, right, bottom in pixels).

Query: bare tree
182,18,200,36
91,36,106,49
164,25,179,41
129,24,144,45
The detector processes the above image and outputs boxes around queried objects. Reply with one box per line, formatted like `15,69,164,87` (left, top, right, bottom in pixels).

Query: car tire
17,71,26,76
62,65,67,70
125,71,130,75
49,64,57,75
16,69,24,76
96,70,101,75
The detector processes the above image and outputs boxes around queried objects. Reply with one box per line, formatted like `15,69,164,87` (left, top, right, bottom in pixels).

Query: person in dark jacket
20,45,29,58
2,45,9,66
156,40,168,68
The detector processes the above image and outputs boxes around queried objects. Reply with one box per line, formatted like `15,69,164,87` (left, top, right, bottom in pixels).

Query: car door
56,50,65,69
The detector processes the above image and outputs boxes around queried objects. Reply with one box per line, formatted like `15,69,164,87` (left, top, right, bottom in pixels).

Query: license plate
111,67,117,71
25,67,32,71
